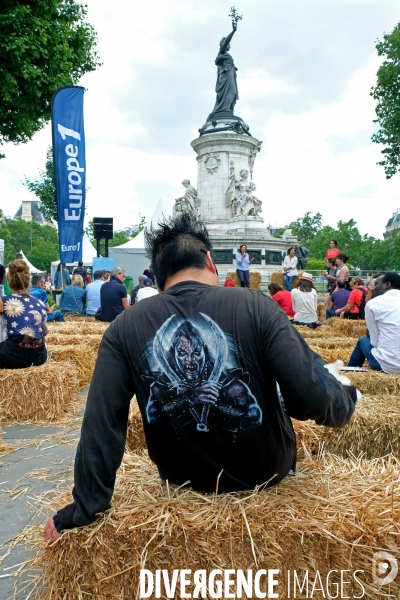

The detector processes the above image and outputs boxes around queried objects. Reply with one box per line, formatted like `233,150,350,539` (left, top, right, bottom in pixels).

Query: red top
348,288,363,313
325,248,340,260
272,290,295,317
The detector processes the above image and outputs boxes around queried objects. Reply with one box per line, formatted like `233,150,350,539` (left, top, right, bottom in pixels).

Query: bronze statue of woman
211,22,239,116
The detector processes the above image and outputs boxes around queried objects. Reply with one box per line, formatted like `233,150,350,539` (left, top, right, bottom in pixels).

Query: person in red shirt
268,283,295,317
325,239,340,264
224,278,236,288
335,277,366,319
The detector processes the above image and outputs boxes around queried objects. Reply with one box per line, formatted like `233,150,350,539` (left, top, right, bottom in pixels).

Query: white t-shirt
283,256,298,276
136,287,159,302
291,288,317,323
367,289,400,374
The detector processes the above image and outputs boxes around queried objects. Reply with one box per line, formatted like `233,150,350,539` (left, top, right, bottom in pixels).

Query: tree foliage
0,0,100,157
287,212,323,247
0,216,59,271
282,212,400,271
371,23,400,178
25,147,57,222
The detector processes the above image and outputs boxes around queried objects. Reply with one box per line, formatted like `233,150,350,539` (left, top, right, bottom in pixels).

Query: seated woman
268,283,295,317
326,280,350,318
60,274,87,316
224,278,236,288
335,277,366,320
291,272,318,327
0,260,47,369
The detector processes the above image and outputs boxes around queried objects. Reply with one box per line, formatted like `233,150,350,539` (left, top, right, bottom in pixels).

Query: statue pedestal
191,131,264,228
185,129,298,278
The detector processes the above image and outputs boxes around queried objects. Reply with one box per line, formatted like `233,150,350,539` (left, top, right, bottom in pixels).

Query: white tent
18,250,42,273
50,234,97,282
109,200,169,279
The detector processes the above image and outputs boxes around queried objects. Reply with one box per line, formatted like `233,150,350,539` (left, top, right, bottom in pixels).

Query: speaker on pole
93,217,113,257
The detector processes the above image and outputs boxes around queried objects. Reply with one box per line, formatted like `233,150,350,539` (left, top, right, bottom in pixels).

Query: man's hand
44,518,61,545
47,306,54,314
191,382,220,405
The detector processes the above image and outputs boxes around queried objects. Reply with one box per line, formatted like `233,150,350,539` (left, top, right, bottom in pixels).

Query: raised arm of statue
220,23,236,53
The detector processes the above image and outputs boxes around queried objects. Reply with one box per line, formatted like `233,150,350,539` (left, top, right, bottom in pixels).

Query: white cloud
1,0,399,241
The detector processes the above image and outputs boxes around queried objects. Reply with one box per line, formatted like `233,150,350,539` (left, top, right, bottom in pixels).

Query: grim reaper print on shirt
141,313,262,440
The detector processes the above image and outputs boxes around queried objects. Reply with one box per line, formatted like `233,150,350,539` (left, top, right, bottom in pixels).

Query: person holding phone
236,244,254,288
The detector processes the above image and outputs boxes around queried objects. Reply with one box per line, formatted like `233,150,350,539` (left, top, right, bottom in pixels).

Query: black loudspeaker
93,217,113,240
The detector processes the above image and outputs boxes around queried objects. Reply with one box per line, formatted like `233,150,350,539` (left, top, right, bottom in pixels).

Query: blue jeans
237,269,250,288
326,308,336,319
284,274,295,292
47,310,65,322
348,336,382,371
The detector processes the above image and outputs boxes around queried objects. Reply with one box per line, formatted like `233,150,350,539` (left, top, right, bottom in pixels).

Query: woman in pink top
325,239,340,263
268,283,295,317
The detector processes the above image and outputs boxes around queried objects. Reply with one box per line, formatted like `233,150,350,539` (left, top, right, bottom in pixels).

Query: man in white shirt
135,278,159,302
86,270,105,316
348,272,400,373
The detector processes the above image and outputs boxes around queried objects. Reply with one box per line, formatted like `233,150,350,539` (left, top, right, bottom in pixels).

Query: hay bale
270,271,303,290
23,453,400,599
317,301,326,322
324,317,367,338
47,321,109,336
64,315,101,322
347,370,400,396
0,362,78,422
46,333,103,349
225,271,261,290
47,345,97,388
125,403,147,453
294,394,400,460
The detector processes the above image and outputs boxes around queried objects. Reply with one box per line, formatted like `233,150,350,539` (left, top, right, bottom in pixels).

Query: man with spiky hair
44,213,358,542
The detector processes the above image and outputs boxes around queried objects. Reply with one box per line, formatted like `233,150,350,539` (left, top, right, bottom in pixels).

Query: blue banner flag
52,86,86,264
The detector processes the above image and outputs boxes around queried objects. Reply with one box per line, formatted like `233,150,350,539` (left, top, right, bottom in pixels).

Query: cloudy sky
1,0,399,238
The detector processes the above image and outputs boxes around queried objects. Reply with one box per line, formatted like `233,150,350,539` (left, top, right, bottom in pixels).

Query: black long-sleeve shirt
70,281,356,528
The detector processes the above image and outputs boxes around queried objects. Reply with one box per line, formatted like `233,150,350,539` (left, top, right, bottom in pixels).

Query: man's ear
205,251,217,274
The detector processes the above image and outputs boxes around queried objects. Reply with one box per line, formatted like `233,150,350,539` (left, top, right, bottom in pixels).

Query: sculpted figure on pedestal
175,180,200,216
211,22,239,117
225,163,262,218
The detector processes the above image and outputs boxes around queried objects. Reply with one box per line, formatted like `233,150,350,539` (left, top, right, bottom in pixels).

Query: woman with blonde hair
0,259,47,368
59,273,87,316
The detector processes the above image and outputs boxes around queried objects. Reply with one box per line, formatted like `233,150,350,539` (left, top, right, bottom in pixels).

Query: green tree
25,147,57,222
287,212,323,247
0,216,59,270
371,22,400,178
0,0,100,158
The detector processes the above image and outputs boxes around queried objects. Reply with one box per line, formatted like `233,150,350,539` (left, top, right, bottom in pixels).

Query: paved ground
0,391,86,600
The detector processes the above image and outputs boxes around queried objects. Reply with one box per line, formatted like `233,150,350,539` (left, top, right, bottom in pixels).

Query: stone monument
178,8,298,278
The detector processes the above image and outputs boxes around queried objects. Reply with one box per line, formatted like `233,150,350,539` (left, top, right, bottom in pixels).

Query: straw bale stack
270,271,303,290
47,345,97,387
47,321,109,336
0,362,78,422
307,341,355,365
225,271,262,290
24,453,400,599
125,402,147,453
324,317,367,338
317,302,326,322
347,370,400,396
64,315,101,322
294,394,400,460
46,333,103,350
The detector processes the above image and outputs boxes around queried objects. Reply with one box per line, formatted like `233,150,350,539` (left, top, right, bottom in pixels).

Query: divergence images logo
372,552,398,586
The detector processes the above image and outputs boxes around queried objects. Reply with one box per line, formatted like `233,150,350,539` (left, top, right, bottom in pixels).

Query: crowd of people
0,221,398,548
